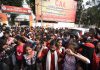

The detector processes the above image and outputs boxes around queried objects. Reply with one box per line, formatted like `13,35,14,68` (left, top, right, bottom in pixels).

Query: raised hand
65,49,74,56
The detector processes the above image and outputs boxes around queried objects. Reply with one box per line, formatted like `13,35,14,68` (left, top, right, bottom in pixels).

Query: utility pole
78,2,84,27
79,9,83,27
41,0,43,27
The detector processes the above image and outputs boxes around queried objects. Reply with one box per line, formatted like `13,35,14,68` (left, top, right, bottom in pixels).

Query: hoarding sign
36,0,77,22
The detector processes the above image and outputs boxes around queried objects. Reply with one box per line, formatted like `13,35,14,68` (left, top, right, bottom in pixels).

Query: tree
82,2,100,27
0,0,22,7
75,0,100,27
75,0,83,26
0,0,23,25
26,0,35,14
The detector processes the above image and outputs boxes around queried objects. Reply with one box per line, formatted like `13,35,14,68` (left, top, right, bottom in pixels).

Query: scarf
46,50,58,70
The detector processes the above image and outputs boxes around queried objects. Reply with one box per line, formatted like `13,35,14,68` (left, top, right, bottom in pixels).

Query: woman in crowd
56,39,65,70
63,42,90,70
0,39,10,70
23,46,37,70
15,35,25,70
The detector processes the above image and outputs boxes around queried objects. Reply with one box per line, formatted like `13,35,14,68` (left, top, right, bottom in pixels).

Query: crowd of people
0,24,100,70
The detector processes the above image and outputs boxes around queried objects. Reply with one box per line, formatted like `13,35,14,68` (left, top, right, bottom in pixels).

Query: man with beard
38,40,59,70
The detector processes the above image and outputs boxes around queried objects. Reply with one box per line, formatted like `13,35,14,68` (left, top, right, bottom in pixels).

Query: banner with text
35,0,77,22
1,5,31,15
